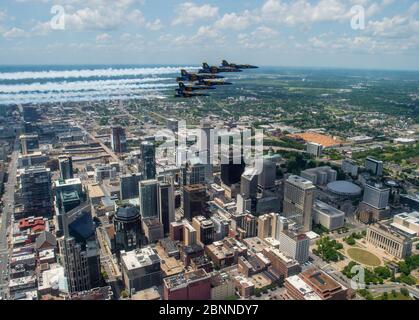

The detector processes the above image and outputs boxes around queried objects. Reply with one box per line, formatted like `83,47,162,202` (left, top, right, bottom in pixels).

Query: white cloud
215,10,254,30
2,27,26,39
96,32,112,43
172,2,219,26
146,19,163,31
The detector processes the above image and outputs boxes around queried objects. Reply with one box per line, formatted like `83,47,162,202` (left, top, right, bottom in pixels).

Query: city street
0,140,19,299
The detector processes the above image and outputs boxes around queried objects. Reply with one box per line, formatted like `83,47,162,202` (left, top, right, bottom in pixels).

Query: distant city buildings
140,141,156,180
306,142,323,157
365,157,383,176
111,126,127,153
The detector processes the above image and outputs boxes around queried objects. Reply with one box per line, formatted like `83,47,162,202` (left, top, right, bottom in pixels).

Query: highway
0,140,19,299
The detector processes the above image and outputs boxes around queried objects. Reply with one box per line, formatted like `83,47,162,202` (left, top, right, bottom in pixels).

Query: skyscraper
183,157,206,186
220,153,245,186
192,215,214,246
57,202,101,293
141,141,156,180
120,173,142,200
283,175,316,232
111,126,127,153
198,119,214,181
58,155,74,180
158,181,175,235
365,157,383,176
114,204,142,258
240,168,258,199
362,183,390,210
183,184,208,221
19,166,53,217
139,179,159,219
257,159,276,190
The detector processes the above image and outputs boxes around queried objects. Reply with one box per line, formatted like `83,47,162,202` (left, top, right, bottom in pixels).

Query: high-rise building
362,183,390,210
139,179,159,219
192,216,215,246
167,118,179,133
283,175,316,232
19,166,53,217
198,120,215,181
22,106,40,122
158,182,175,235
120,173,142,200
220,153,245,186
257,159,276,190
58,155,74,180
111,126,127,153
58,236,92,293
240,168,258,199
57,203,101,293
114,204,142,258
300,166,337,186
243,213,257,238
365,157,383,176
257,212,279,239
279,230,310,264
140,141,156,180
183,221,197,246
306,142,323,157
183,184,208,221
341,159,358,177
183,157,206,185
20,134,39,155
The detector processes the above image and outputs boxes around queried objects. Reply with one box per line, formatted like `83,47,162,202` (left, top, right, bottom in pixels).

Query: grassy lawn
374,292,412,300
347,248,381,267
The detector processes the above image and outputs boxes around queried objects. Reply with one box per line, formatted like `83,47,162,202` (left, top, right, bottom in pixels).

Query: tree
400,288,409,297
373,266,391,279
391,289,397,297
381,292,388,300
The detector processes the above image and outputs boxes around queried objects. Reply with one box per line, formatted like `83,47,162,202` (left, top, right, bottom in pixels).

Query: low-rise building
163,269,211,300
312,200,345,231
366,223,412,259
120,247,162,293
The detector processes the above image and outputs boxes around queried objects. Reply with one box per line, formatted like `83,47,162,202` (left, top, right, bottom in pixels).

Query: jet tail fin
181,69,188,76
222,60,229,67
178,82,186,89
203,62,210,69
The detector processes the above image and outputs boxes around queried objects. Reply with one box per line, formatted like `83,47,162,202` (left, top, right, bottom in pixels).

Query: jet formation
174,60,258,98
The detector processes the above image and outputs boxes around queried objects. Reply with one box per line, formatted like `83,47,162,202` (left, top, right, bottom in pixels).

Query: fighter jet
176,69,224,82
198,62,242,74
221,60,258,69
197,79,233,86
177,82,216,92
174,88,209,98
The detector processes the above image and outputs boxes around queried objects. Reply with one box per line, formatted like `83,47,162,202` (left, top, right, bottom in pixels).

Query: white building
279,230,310,264
312,200,345,231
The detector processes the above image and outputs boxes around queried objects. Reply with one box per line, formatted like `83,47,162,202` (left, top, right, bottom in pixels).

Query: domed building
114,204,142,259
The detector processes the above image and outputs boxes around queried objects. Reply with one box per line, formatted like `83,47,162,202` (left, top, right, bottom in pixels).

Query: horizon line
0,64,418,73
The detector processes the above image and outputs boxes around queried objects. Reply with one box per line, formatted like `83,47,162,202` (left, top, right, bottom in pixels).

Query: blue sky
0,0,418,69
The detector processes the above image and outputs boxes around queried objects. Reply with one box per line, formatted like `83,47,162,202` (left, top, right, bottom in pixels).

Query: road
0,140,19,299
74,114,120,163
